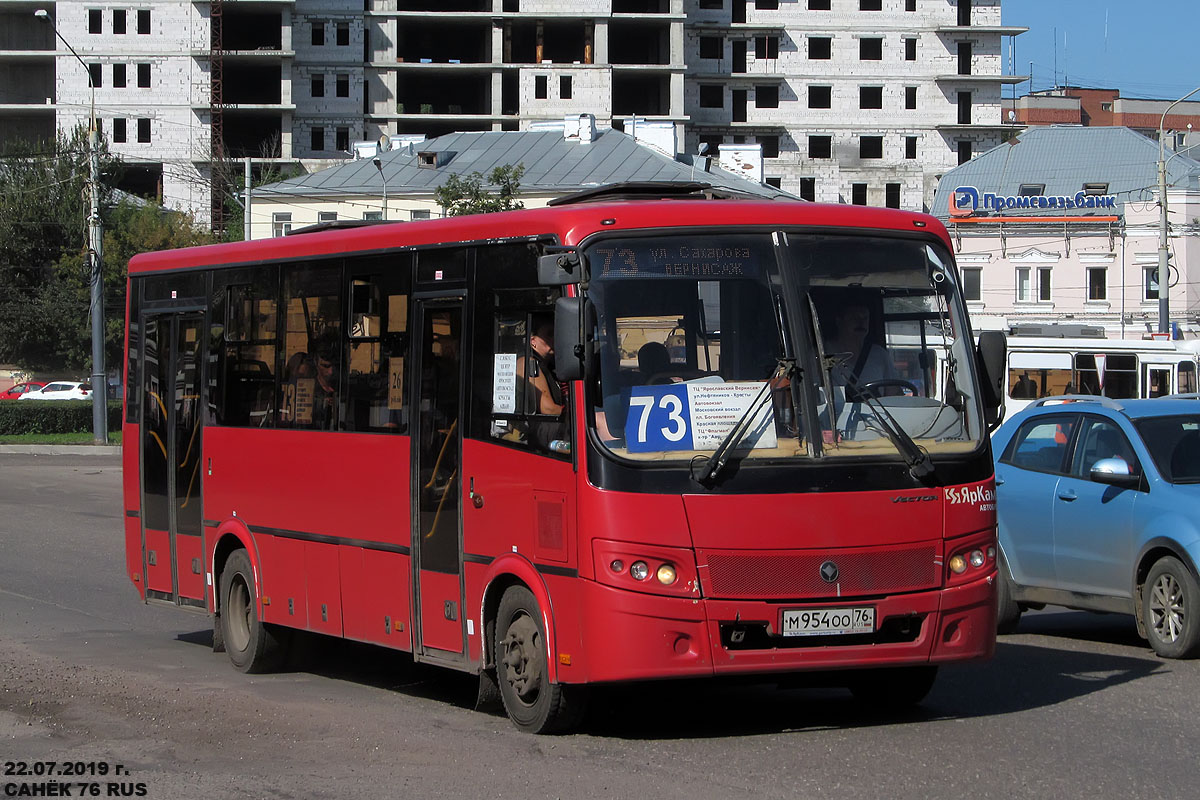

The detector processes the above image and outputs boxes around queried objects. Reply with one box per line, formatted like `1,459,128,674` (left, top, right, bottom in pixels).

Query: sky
1001,0,1200,100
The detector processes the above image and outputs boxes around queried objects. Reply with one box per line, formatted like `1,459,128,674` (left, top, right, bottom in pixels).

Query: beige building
932,126,1200,338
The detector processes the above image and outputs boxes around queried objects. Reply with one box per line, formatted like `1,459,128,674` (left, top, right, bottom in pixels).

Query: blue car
992,395,1200,658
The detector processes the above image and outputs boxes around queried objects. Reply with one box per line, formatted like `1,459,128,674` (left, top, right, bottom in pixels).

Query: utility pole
36,9,107,443
243,157,252,241
1157,86,1200,335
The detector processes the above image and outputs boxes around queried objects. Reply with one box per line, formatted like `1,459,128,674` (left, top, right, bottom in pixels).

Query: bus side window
278,261,343,430
1181,362,1196,394
211,267,278,427
469,242,565,457
346,256,411,433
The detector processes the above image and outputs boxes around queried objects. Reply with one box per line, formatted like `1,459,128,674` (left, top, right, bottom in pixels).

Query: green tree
0,127,213,373
434,164,525,217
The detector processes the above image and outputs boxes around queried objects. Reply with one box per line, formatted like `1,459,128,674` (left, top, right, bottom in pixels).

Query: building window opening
860,38,883,60
1087,267,1107,301
755,85,779,108
963,268,981,302
885,182,901,208
851,183,867,205
809,135,832,159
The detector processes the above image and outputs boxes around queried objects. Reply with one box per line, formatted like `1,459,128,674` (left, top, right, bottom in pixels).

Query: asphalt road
1,454,1197,800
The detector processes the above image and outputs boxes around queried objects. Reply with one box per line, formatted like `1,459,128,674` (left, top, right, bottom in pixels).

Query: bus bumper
575,572,995,684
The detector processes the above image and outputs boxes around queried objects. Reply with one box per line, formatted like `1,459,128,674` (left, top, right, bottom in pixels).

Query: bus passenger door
411,300,466,661
140,313,206,608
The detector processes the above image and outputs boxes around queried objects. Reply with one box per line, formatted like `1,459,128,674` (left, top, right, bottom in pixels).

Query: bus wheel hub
502,614,542,700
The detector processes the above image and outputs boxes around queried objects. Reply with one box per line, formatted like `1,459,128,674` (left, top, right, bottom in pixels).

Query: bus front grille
701,544,939,600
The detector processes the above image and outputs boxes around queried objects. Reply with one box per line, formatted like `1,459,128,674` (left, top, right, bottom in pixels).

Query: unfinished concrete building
2,0,1022,226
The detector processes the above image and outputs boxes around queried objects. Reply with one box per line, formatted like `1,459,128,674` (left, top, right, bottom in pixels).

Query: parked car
0,381,47,400
993,395,1200,658
17,381,93,401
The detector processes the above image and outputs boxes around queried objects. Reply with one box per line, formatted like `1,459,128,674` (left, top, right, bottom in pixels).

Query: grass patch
0,431,123,445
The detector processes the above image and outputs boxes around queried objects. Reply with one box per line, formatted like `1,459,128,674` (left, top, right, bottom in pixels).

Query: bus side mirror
539,251,585,286
554,296,594,382
977,330,1007,428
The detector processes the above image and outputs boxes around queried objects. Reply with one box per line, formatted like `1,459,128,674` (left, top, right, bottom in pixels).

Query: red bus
123,185,1008,733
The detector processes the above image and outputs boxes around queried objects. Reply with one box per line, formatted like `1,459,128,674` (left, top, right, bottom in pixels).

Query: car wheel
219,549,290,673
848,665,938,709
495,585,586,734
996,552,1022,635
1141,556,1200,659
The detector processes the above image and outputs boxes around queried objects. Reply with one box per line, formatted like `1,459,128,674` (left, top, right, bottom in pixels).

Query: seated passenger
823,301,897,391
516,315,567,451
637,341,673,384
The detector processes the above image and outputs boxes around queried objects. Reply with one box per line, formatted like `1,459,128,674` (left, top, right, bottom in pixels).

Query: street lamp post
372,156,387,221
36,9,107,444
1157,86,1200,335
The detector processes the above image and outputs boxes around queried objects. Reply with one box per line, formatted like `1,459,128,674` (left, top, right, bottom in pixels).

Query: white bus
1003,336,1200,422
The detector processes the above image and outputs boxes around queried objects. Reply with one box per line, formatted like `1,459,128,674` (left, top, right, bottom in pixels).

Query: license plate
780,606,875,637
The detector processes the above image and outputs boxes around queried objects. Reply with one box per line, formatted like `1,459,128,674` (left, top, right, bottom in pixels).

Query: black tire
996,552,1022,635
219,549,290,673
495,585,586,734
1142,556,1200,659
848,666,938,709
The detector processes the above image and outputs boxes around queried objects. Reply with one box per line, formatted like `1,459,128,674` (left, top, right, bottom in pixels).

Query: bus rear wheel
219,549,290,673
848,665,938,709
495,585,585,734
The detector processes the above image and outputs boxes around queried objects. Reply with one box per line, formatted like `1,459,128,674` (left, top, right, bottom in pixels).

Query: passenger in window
310,331,340,429
517,315,567,451
1012,372,1037,399
637,341,673,384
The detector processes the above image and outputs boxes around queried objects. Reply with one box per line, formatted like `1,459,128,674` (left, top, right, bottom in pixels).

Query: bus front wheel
495,585,585,734
219,549,290,673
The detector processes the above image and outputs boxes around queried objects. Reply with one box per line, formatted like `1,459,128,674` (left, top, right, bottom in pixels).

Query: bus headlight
592,539,700,598
948,555,967,574
969,550,985,568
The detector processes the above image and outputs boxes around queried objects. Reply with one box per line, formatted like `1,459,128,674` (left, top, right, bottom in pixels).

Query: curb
0,444,122,456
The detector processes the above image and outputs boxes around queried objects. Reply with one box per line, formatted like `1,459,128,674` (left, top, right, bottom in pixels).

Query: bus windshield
587,232,984,466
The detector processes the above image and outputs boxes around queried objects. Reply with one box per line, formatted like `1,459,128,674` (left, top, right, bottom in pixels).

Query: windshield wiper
841,374,936,484
690,358,795,486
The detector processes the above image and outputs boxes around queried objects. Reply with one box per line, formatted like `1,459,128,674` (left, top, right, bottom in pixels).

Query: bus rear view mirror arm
538,250,586,286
